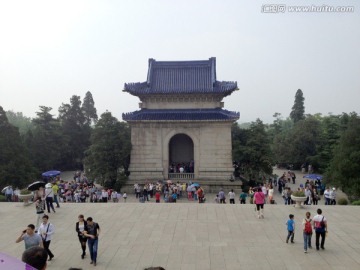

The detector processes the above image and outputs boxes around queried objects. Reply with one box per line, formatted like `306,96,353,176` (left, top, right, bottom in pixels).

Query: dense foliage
84,112,131,189
1,89,360,198
0,106,36,188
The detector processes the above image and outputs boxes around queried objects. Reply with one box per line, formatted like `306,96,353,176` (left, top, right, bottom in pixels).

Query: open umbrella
1,185,11,193
303,174,322,180
27,181,46,191
191,183,200,187
42,170,61,177
0,252,37,270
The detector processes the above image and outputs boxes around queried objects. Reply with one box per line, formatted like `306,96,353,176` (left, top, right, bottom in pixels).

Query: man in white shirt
5,186,14,202
304,186,312,205
45,184,56,213
38,215,55,261
228,189,235,204
101,189,108,203
323,187,331,205
330,188,337,205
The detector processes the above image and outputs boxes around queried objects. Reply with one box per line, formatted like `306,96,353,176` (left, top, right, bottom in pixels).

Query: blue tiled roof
122,108,240,122
124,58,238,96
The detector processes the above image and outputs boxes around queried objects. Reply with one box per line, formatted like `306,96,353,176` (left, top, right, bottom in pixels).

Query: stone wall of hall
127,121,234,183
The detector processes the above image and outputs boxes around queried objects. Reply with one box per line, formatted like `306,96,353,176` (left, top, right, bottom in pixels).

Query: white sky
0,0,359,123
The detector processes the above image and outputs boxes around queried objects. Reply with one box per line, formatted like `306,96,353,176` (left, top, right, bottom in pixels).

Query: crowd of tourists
168,160,194,173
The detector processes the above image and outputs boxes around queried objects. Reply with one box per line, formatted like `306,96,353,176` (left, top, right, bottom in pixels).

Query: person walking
75,214,88,259
254,187,265,219
228,189,235,204
4,185,13,202
286,214,295,243
313,208,327,250
84,217,100,266
323,187,331,205
218,189,226,204
22,246,48,270
239,190,247,204
38,215,55,261
302,212,313,253
16,224,43,250
34,195,46,231
45,184,56,213
52,182,60,208
197,187,204,203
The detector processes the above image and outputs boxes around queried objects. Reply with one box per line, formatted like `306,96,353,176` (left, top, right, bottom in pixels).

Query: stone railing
168,173,194,180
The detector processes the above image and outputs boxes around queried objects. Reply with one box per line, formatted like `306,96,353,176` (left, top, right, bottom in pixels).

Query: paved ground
1,169,357,270
1,199,360,270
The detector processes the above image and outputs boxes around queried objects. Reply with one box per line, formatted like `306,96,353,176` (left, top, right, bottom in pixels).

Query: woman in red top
254,187,266,219
155,191,161,203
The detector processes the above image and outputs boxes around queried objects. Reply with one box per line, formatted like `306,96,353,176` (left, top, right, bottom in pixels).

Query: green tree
325,115,360,200
0,106,36,188
312,115,341,172
82,91,98,125
26,106,63,172
6,110,34,135
58,95,89,169
84,112,131,189
272,115,321,169
232,119,273,180
290,89,305,123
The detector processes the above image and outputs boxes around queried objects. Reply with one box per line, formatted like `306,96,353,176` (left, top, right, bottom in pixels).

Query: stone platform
1,200,360,270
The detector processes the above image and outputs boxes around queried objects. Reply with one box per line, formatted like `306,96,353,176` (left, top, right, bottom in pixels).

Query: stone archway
168,133,194,175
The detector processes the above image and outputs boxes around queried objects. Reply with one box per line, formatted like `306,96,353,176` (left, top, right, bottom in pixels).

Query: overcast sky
0,0,359,123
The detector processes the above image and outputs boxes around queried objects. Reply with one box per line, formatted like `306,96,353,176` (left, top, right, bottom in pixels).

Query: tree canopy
84,112,131,189
290,89,305,123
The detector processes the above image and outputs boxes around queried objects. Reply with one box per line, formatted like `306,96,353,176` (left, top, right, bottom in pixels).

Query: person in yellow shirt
52,182,60,208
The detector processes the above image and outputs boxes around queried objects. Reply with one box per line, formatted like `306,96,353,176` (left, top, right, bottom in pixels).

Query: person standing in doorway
84,217,100,266
38,215,55,261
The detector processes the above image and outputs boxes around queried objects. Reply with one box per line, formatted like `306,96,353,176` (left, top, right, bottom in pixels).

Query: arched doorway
168,134,194,178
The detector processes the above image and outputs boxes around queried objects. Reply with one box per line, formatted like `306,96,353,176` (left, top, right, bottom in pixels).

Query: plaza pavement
1,197,360,270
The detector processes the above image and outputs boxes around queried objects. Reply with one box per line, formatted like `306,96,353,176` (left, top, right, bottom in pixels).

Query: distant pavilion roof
122,108,240,122
124,57,238,97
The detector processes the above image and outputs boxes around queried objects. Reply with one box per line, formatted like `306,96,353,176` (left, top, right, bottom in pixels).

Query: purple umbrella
0,252,37,270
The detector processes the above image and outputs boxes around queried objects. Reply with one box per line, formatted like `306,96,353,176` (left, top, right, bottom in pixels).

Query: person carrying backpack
302,212,313,253
313,208,327,250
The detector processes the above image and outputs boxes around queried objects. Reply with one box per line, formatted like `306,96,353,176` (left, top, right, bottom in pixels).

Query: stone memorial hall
122,57,240,191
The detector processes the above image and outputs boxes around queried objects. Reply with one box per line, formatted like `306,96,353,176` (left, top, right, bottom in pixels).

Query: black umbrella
27,181,46,191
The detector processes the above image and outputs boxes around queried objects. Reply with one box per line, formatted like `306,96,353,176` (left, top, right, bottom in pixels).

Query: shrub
337,198,348,205
20,188,31,195
292,191,305,197
351,200,360,206
0,195,6,202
